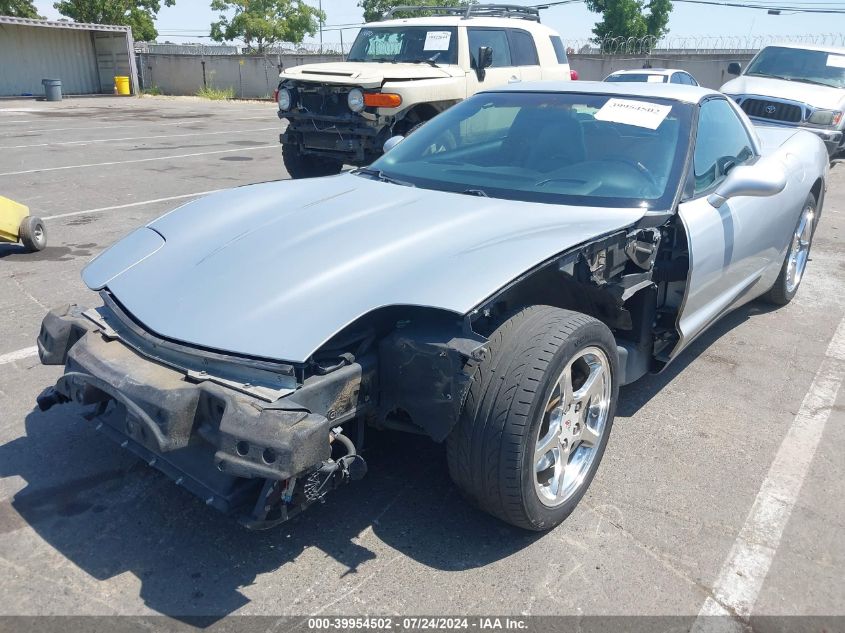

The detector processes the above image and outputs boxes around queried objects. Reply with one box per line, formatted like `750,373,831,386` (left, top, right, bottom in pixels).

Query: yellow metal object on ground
115,76,130,95
0,195,29,243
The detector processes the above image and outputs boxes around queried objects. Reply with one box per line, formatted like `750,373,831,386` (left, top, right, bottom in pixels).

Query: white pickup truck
275,4,572,177
721,43,845,158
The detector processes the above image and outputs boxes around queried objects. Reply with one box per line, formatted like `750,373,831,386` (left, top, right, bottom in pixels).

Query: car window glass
509,29,539,66
693,99,755,195
549,36,568,64
685,74,698,85
469,29,513,67
670,73,684,84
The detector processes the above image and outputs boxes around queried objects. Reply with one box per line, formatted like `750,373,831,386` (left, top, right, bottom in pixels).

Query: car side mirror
476,46,493,81
707,163,786,208
727,62,742,76
383,135,404,153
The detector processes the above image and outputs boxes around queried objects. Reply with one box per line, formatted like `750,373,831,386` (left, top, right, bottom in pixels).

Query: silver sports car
37,82,828,531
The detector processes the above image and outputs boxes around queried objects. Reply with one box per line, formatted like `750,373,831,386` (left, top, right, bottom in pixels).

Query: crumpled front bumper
37,305,332,515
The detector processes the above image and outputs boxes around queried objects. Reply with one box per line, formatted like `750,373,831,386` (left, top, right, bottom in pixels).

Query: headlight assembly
348,88,365,113
277,88,292,111
808,109,843,126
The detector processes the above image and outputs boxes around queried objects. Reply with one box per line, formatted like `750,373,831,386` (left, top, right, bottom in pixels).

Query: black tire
282,144,343,179
447,306,619,531
760,192,817,306
19,216,46,252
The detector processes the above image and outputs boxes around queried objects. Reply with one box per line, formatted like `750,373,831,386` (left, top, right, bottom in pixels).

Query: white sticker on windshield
646,75,665,82
827,54,845,68
594,98,672,130
424,31,451,51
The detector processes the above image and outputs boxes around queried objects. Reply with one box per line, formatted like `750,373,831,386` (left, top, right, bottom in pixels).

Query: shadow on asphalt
0,407,541,620
0,299,778,620
618,299,778,417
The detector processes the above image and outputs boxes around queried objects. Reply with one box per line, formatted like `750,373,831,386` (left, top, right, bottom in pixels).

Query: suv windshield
347,26,459,65
367,91,692,209
745,46,845,89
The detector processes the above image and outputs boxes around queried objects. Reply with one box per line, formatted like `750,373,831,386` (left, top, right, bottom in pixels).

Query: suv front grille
740,98,803,123
298,87,351,117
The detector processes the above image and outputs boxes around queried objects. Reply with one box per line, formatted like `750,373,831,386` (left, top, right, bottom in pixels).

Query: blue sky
33,0,838,45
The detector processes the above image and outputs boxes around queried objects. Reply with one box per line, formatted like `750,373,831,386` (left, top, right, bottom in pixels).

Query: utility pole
319,0,323,54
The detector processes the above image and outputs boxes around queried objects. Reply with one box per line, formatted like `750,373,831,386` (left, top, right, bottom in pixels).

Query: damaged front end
36,297,372,529
36,297,485,529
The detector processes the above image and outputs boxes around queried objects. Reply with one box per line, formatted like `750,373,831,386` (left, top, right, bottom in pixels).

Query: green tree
0,0,41,17
210,0,324,53
53,0,175,40
358,0,470,23
585,0,672,45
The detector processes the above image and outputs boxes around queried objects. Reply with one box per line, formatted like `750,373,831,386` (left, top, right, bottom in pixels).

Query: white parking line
0,127,276,149
0,115,274,136
42,189,227,220
693,313,845,631
0,346,38,366
0,144,276,177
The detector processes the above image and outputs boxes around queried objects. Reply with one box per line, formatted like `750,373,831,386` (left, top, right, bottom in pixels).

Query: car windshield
745,46,845,89
366,91,692,209
606,73,667,83
347,26,459,65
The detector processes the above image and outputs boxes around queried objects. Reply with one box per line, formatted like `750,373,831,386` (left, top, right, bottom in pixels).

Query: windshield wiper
407,53,441,68
793,77,838,88
462,188,488,197
353,167,415,187
746,72,792,81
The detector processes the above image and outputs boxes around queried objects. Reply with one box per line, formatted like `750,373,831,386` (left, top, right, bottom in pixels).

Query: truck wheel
19,216,47,252
760,192,816,306
282,144,343,179
447,306,619,531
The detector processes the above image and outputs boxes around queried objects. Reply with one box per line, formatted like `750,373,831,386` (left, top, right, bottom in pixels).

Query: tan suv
275,4,572,178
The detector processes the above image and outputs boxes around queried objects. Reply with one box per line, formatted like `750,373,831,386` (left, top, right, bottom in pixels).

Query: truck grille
298,87,351,117
740,98,803,123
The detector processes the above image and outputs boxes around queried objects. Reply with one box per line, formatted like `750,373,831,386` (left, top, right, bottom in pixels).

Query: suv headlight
808,109,843,126
348,88,365,113
278,88,292,111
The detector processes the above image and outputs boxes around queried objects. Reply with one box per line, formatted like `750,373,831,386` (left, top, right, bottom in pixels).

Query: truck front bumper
37,305,333,518
279,112,385,164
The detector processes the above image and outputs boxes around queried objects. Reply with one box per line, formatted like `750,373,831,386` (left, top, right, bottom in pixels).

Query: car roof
760,42,845,56
365,16,558,35
607,68,682,76
488,80,718,104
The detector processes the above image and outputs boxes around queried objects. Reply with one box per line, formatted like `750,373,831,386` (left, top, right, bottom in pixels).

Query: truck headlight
278,88,292,111
348,88,365,113
808,109,843,126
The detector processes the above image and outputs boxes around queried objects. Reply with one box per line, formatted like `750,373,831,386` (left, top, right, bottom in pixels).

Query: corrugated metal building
0,16,138,97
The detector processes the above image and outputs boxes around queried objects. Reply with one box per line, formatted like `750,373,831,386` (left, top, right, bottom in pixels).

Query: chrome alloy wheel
785,203,815,294
533,346,612,507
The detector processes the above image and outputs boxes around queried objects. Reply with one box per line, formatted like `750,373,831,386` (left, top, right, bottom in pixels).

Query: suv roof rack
382,4,542,22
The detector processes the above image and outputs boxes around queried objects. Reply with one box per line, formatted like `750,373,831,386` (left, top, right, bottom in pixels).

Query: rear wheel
760,192,816,306
19,216,46,252
447,306,619,531
282,144,343,179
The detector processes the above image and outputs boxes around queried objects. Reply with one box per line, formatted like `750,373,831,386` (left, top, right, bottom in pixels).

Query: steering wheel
601,158,660,191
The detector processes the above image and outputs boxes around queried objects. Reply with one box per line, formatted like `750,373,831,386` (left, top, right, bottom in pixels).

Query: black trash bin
42,79,62,102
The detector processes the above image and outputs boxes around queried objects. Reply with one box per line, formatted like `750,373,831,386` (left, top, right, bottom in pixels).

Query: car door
465,27,521,95
675,97,782,353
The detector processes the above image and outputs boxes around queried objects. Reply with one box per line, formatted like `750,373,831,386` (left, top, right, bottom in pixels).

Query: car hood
282,61,460,88
84,175,646,363
721,75,845,110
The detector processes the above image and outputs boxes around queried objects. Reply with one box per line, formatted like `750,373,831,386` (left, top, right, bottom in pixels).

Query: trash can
114,76,130,95
42,78,62,102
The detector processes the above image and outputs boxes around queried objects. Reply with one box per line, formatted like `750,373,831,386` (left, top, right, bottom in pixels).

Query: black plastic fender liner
37,304,94,365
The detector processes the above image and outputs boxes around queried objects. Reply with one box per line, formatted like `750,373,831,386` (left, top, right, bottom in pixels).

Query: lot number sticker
827,54,845,68
594,98,672,129
646,75,665,82
424,31,452,51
